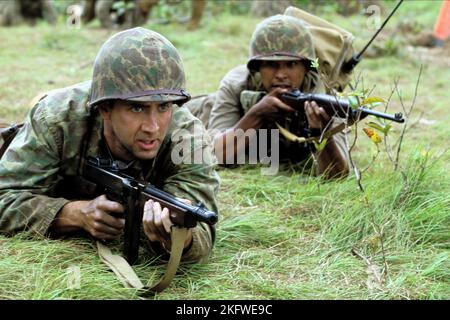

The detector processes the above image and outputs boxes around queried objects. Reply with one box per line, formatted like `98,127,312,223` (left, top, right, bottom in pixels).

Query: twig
394,65,423,170
344,127,365,192
383,84,397,165
360,145,380,174
351,248,371,265
371,221,389,277
346,81,364,193
351,248,385,289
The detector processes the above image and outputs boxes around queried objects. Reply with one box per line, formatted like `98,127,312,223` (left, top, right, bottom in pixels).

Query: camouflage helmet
89,27,190,107
247,15,316,71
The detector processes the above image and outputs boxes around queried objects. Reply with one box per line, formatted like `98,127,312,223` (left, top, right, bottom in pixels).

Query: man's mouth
137,138,159,151
271,84,292,89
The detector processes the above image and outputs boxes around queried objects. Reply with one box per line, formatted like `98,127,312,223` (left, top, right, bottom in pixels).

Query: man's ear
98,101,113,120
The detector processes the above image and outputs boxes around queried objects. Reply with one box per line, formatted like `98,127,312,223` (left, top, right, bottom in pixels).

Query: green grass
0,1,449,300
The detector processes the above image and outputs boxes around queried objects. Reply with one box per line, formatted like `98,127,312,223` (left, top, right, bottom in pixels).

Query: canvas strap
97,226,188,294
276,121,348,144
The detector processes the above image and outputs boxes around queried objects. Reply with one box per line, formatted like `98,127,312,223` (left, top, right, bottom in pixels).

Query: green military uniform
0,27,220,264
0,81,219,262
187,65,348,164
186,14,349,164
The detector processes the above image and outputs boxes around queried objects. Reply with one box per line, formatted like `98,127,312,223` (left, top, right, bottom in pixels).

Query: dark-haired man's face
100,100,173,161
259,60,306,93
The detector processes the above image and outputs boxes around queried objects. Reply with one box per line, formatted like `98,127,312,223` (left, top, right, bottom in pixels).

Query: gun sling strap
276,120,349,144
97,226,188,294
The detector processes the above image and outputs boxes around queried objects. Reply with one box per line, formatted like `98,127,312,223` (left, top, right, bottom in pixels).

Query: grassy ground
0,1,448,299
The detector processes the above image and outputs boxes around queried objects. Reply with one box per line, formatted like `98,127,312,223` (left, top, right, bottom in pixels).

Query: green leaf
311,58,320,69
313,138,328,152
112,1,125,10
366,121,385,132
348,96,359,109
366,121,392,135
346,90,367,98
361,97,386,106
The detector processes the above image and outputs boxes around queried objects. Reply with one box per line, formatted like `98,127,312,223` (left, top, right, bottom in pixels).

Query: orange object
434,0,450,40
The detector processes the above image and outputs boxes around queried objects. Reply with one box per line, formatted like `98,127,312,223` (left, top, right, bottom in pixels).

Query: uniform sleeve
207,65,249,134
157,111,220,263
163,158,219,264
0,104,69,236
163,149,220,263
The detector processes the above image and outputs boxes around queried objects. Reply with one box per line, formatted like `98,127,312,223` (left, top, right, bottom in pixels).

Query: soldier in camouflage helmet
246,14,316,71
0,27,219,264
185,14,349,179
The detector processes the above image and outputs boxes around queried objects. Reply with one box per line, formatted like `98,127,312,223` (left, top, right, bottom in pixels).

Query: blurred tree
0,0,58,26
146,0,206,30
336,0,384,16
81,0,206,30
250,0,292,17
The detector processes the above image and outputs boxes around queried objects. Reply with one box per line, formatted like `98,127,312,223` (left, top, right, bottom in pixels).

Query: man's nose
274,65,288,79
141,114,159,133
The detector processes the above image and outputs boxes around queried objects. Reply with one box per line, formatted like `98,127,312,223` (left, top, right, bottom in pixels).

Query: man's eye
263,61,277,68
131,105,143,113
159,103,172,112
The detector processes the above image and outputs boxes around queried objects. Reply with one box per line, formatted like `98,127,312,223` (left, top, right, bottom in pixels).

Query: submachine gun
83,156,218,265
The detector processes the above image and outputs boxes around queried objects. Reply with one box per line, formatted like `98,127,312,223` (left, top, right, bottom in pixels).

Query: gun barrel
307,93,351,116
358,108,405,123
281,90,405,123
142,185,218,225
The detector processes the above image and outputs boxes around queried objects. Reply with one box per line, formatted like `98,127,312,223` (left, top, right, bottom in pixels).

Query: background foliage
0,0,448,299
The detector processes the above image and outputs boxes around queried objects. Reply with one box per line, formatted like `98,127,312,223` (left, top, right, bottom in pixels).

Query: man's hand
143,199,193,251
51,195,125,240
249,87,295,122
305,100,332,130
79,195,125,240
304,101,349,179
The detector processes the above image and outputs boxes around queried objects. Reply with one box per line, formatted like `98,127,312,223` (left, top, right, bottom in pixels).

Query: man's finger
176,198,192,205
152,201,166,237
95,232,118,240
96,196,125,214
276,100,296,113
91,222,123,237
268,87,289,97
305,101,312,115
100,213,125,230
310,101,330,120
161,207,172,234
143,200,158,240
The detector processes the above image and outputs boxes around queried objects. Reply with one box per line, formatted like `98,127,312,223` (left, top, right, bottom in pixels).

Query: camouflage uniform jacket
207,65,349,164
0,81,220,263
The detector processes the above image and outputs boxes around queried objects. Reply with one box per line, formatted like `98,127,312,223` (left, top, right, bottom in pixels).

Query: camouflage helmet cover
247,15,316,71
89,27,190,107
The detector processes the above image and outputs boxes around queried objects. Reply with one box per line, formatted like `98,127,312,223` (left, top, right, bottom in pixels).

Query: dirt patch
404,43,450,68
